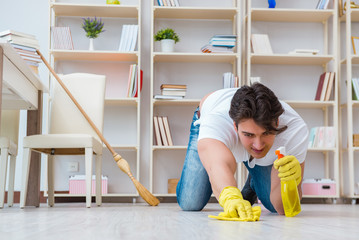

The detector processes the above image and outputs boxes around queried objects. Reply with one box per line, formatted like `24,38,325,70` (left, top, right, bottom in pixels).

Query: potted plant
154,28,180,52
82,17,105,50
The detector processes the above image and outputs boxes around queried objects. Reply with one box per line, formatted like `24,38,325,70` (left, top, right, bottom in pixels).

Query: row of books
223,72,239,88
0,29,41,74
351,78,359,100
118,25,138,52
201,35,236,53
251,34,273,54
315,72,335,101
51,26,74,50
153,116,173,146
316,0,330,9
308,126,335,148
157,0,180,7
154,84,187,100
126,64,143,98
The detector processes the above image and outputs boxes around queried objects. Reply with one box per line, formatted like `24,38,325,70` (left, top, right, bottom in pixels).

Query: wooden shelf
250,54,333,65
50,50,138,61
303,195,338,198
251,8,333,22
153,99,200,106
341,55,359,64
285,100,336,108
340,9,359,22
307,147,337,152
105,98,138,106
153,146,187,150
153,52,237,63
153,6,237,20
51,3,138,18
105,144,138,150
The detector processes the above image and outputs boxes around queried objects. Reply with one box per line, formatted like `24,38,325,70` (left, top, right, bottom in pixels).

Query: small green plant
154,28,180,43
82,17,105,39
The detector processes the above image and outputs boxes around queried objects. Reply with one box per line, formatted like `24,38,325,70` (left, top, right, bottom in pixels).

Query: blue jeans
176,108,277,213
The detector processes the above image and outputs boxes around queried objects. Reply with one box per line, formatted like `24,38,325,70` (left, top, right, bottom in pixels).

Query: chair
20,73,106,208
0,110,20,208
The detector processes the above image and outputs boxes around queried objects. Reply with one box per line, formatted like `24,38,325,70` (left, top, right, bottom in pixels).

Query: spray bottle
275,147,301,217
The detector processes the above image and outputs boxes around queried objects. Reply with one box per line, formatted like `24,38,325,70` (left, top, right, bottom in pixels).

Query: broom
36,50,160,206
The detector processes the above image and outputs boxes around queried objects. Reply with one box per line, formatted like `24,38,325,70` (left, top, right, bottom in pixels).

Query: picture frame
339,0,344,17
351,36,359,54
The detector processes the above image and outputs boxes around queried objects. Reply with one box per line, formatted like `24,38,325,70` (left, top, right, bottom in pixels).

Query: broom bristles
132,178,160,206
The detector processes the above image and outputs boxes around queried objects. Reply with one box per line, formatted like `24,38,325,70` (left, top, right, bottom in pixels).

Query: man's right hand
216,186,261,221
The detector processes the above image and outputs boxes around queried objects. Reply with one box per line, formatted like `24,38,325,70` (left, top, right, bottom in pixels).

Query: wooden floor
0,203,358,239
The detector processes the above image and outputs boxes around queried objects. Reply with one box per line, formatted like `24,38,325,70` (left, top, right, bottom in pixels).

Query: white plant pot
89,38,94,51
161,39,175,52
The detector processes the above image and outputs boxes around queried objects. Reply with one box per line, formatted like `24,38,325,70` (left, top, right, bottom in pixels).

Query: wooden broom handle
36,50,117,157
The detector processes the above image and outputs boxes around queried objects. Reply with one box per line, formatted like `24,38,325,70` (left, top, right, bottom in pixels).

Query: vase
161,39,175,52
89,38,94,51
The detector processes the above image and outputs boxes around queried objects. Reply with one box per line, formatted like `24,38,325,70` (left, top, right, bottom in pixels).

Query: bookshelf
245,0,340,200
48,0,141,198
339,1,359,203
150,0,242,196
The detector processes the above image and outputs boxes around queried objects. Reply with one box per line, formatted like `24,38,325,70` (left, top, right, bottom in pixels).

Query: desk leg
25,90,43,207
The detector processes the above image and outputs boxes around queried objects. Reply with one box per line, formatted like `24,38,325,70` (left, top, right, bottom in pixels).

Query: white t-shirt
195,88,309,168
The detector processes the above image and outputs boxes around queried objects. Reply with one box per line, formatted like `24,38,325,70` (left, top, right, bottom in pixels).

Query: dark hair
229,83,287,134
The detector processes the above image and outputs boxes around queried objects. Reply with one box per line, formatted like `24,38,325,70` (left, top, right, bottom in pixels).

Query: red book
315,72,326,101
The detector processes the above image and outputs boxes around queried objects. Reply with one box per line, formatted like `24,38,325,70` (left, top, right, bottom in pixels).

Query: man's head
229,83,287,158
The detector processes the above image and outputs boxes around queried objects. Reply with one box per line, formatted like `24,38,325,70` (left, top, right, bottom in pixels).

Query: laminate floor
0,203,358,240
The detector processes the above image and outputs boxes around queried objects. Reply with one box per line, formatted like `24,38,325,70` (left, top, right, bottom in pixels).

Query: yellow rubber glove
208,186,261,222
273,155,301,186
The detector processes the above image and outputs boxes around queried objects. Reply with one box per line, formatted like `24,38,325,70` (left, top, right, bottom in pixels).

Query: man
176,83,308,221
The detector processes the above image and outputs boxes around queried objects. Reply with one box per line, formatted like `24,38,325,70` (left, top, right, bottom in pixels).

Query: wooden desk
0,40,47,207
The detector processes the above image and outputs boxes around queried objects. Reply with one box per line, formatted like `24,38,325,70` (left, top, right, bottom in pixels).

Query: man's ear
233,122,238,132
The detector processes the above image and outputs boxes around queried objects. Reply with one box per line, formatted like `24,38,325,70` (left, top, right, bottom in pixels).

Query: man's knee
177,198,206,211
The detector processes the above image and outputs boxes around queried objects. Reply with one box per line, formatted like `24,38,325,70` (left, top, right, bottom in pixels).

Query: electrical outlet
67,162,79,172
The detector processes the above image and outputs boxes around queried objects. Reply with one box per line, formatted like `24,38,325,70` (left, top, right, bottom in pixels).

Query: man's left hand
273,155,301,185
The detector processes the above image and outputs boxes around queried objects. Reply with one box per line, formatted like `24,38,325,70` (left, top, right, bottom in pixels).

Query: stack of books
118,25,138,52
201,35,236,53
0,29,41,74
157,0,180,7
126,64,143,98
153,116,173,146
154,84,187,100
223,72,239,88
308,126,335,148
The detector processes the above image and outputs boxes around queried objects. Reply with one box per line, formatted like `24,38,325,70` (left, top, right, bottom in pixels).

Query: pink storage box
69,175,108,194
302,178,336,196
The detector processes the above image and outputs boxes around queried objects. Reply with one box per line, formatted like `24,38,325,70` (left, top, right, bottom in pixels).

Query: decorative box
302,178,336,196
69,175,108,194
168,178,179,194
353,134,359,147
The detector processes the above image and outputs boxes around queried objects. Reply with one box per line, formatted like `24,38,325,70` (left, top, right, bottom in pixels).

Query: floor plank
0,203,358,239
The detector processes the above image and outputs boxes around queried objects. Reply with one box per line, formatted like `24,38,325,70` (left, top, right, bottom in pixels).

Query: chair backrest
0,110,20,144
49,73,106,142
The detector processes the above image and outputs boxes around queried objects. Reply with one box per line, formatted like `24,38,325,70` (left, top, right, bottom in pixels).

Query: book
201,44,234,53
160,84,187,89
154,95,184,100
161,89,186,96
51,27,74,50
0,29,36,39
174,0,180,7
324,72,335,101
157,116,169,146
162,116,173,146
314,72,326,101
153,116,162,146
353,78,359,100
251,34,273,54
320,72,330,101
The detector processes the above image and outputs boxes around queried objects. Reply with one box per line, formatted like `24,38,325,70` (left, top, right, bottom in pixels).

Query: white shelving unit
48,0,141,198
150,0,242,196
339,0,359,203
245,0,340,200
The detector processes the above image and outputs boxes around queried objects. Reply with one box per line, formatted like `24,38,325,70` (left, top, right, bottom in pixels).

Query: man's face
235,118,276,159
